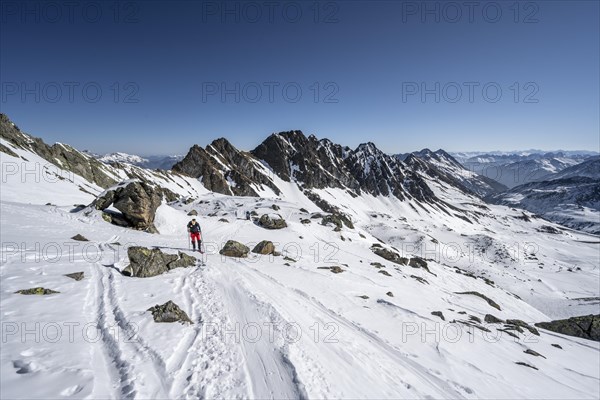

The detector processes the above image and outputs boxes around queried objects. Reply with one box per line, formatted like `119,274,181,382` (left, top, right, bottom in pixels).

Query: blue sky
1,0,598,155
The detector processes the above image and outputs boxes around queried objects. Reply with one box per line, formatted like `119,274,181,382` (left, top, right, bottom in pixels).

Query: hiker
245,211,251,220
187,218,202,252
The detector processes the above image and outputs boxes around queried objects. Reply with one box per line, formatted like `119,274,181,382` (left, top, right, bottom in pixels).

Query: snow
1,143,599,399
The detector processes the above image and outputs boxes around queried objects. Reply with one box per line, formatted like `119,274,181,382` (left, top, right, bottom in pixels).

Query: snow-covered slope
1,115,599,399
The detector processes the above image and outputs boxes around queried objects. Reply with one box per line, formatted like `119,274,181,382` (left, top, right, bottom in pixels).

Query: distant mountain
400,149,508,197
487,157,600,234
98,152,184,170
453,151,594,188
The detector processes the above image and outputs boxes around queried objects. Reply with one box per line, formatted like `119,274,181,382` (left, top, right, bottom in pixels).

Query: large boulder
123,246,196,277
252,240,276,255
220,240,250,258
535,315,599,342
258,214,287,230
147,300,191,324
92,180,162,232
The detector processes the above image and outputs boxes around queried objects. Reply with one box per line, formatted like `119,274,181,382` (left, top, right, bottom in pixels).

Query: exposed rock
187,210,198,216
220,240,250,258
371,262,385,269
123,247,196,277
300,219,311,224
432,311,445,321
358,295,369,299
455,291,501,311
92,180,162,232
284,256,297,263
506,319,540,336
408,257,429,271
515,362,538,370
371,245,408,266
378,270,392,277
219,218,229,223
258,214,288,230
147,300,191,324
551,344,563,349
271,204,280,210
252,240,276,255
535,314,599,342
410,275,429,285
386,291,394,297
71,234,89,241
318,266,344,274
15,287,59,295
172,139,281,196
321,213,354,230
469,315,482,323
65,272,84,281
484,314,504,324
524,349,546,358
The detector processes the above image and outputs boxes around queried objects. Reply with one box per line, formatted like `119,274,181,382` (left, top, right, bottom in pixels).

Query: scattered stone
147,300,191,324
123,247,196,277
386,291,394,297
271,204,280,210
371,262,385,269
220,240,250,258
371,245,408,266
506,319,540,336
378,270,392,277
318,266,344,274
498,328,520,339
432,311,445,321
65,272,84,281
71,234,89,241
252,240,276,255
15,287,59,295
484,314,504,324
258,214,288,229
299,208,308,213
515,361,538,370
301,219,311,224
321,213,354,230
469,315,482,323
283,256,297,263
358,295,369,299
187,210,198,216
455,291,501,311
524,349,546,358
218,218,229,223
410,275,429,285
551,344,562,349
537,225,561,234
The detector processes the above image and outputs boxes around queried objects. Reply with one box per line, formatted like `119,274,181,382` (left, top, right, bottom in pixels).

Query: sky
1,0,599,156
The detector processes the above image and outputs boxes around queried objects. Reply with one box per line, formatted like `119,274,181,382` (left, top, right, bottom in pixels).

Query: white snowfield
1,143,599,400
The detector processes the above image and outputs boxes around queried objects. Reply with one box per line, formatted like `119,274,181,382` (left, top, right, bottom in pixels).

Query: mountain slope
401,149,508,197
487,158,600,234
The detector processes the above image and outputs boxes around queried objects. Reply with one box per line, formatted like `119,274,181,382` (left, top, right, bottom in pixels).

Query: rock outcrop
92,180,162,232
535,314,599,342
123,247,196,277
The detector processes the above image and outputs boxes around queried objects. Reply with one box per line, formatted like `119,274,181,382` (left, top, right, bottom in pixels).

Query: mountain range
1,113,599,399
